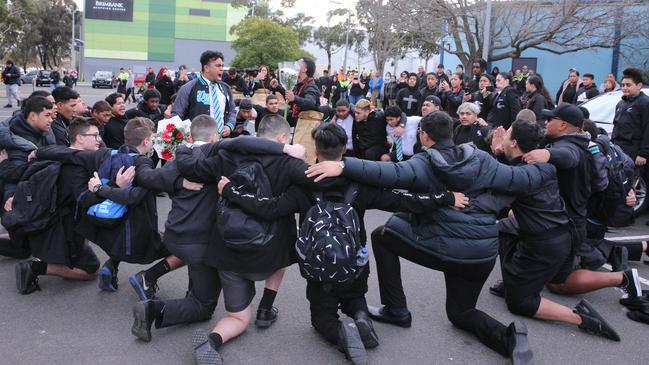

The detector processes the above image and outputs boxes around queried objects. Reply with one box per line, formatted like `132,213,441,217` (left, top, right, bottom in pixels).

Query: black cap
239,99,253,110
424,95,441,105
541,103,584,128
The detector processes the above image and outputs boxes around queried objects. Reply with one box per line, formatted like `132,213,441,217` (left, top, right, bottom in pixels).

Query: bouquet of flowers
153,116,192,160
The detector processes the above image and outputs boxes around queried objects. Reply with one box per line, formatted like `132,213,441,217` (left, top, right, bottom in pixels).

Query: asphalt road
1,85,649,364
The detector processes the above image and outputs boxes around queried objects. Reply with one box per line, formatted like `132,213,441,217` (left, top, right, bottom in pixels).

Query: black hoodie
396,85,423,116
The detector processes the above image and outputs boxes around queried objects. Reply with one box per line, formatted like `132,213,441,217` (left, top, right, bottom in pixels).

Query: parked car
35,70,52,86
133,72,147,86
21,70,38,85
92,71,115,89
581,87,649,215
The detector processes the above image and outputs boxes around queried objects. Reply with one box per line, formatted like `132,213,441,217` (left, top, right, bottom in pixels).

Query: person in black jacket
576,73,600,104
51,87,81,146
612,67,649,168
155,70,175,106
125,89,167,124
522,76,548,123
14,119,103,294
213,123,464,363
523,104,643,299
103,93,129,149
2,60,21,108
453,102,492,152
487,120,621,341
419,73,439,102
352,99,387,160
395,73,422,116
438,74,464,118
466,58,487,94
306,111,561,364
469,74,495,120
487,73,521,129
49,66,61,90
222,68,246,93
283,57,321,125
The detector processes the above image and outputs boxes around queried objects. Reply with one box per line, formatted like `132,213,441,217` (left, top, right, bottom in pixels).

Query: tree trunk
326,49,332,73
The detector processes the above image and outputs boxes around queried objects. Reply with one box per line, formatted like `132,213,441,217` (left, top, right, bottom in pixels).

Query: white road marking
606,235,649,242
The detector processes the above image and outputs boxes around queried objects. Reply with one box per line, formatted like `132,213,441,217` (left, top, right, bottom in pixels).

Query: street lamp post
342,12,351,71
482,0,492,63
71,10,76,73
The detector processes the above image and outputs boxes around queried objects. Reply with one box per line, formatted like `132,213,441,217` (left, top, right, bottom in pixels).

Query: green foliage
230,0,313,46
230,17,313,71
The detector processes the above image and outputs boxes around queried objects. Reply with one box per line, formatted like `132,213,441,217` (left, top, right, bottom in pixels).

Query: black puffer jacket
341,140,554,263
612,91,649,159
487,86,521,129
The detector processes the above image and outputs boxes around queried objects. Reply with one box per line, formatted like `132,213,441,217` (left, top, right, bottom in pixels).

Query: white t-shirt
334,114,354,151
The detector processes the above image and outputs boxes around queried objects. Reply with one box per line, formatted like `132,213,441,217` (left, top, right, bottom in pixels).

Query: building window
189,9,210,16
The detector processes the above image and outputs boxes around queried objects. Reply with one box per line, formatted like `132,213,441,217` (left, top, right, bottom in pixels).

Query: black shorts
218,271,274,313
71,243,101,274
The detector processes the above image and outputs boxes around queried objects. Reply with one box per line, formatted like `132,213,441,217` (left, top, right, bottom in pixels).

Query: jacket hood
425,143,481,191
0,112,55,151
549,133,590,149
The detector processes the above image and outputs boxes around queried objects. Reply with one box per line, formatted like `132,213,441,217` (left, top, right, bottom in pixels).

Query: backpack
86,148,138,228
296,184,365,284
1,160,62,233
216,160,276,251
588,135,635,227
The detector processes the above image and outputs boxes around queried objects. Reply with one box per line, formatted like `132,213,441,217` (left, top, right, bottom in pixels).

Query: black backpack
588,135,635,227
296,184,364,283
216,160,276,251
2,160,62,233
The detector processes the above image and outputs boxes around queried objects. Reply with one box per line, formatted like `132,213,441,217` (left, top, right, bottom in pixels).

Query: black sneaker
3,104,12,108
367,305,411,328
620,268,642,299
129,271,158,301
354,311,379,349
98,260,118,292
574,299,620,341
192,329,223,365
15,261,40,294
16,100,20,107
132,300,155,342
489,280,505,298
255,306,278,328
620,290,649,311
506,321,533,365
609,246,629,272
337,318,368,365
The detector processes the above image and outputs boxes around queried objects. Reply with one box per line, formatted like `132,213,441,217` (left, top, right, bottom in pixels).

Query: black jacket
126,101,167,124
171,77,236,132
440,88,464,118
576,84,600,104
222,73,245,92
612,91,649,159
35,145,168,264
546,133,592,219
487,86,521,129
352,110,387,152
103,115,129,149
51,115,71,146
453,122,492,152
155,77,175,105
317,76,334,99
523,91,547,122
396,86,422,117
49,70,61,84
286,77,321,123
2,65,20,85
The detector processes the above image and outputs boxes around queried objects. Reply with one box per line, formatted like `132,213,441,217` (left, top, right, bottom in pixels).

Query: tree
231,0,314,46
356,0,409,73
0,0,32,58
391,0,645,68
313,9,365,73
230,17,313,71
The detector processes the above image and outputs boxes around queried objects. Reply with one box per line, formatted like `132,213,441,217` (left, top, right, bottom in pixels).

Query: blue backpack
86,148,138,228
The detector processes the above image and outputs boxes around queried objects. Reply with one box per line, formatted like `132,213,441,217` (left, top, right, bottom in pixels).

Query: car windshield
41,71,50,77
95,72,112,78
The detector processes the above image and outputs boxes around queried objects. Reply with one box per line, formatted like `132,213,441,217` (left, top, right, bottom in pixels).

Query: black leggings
371,227,510,357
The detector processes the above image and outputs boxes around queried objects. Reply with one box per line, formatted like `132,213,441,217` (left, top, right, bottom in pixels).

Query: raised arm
134,158,182,194
36,145,100,170
363,187,459,214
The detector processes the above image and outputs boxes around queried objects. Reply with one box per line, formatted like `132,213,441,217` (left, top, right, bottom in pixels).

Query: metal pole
482,0,492,62
71,10,76,73
342,13,350,71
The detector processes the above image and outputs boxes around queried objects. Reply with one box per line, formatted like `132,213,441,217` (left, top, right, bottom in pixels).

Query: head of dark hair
52,86,80,103
190,115,218,142
498,72,513,84
143,89,162,101
27,90,51,99
622,67,644,85
407,72,418,80
385,106,402,118
583,73,594,80
311,123,347,161
420,111,453,142
258,114,291,139
578,106,590,120
570,69,580,77
335,98,350,108
300,57,316,77
124,117,155,146
582,120,598,141
200,50,225,72
227,68,237,76
92,100,112,113
457,64,464,70
266,94,279,103
24,96,54,117
105,93,124,107
437,64,444,69
474,58,487,69
526,75,543,91
69,117,101,144
510,120,544,153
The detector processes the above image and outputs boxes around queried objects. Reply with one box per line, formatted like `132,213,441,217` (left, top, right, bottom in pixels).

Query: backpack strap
343,183,359,205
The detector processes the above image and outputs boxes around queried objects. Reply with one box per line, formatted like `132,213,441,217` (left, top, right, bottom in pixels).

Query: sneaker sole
15,263,28,294
192,330,223,365
98,266,116,292
338,320,368,365
510,321,533,365
131,302,152,342
129,275,149,301
255,314,278,328
630,268,642,298
577,299,620,341
355,317,379,349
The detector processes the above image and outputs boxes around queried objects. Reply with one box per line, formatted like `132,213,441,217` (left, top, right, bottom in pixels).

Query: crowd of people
1,49,649,365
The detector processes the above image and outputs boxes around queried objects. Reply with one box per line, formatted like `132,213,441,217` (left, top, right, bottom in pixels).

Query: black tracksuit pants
587,222,644,262
306,266,370,345
157,263,221,328
371,227,510,357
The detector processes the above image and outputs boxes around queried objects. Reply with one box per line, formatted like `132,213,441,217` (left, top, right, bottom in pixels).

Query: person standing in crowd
317,69,333,101
145,67,156,89
91,100,113,138
347,72,367,106
491,66,500,79
62,71,75,89
470,74,495,119
396,70,409,92
2,60,21,108
126,89,167,124
487,72,521,129
174,65,190,93
103,93,129,149
331,99,355,157
416,65,427,87
49,66,61,91
456,64,469,85
70,69,78,87
155,70,175,106
172,50,237,137
282,57,321,124
523,75,549,122
436,64,450,85
467,58,487,94
439,73,464,118
51,86,80,146
124,68,136,104
556,69,582,105
396,73,423,117
222,68,245,93
576,73,600,104
117,68,129,95
420,73,439,104
369,71,384,108
513,65,531,94
599,73,620,93
453,102,492,152
383,73,398,107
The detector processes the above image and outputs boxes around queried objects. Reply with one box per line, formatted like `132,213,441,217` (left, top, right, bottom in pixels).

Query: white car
581,88,649,215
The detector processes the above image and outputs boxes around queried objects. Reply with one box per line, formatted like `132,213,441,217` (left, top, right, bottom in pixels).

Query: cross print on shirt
404,95,418,110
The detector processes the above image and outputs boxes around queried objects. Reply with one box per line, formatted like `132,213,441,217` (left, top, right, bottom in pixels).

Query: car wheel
633,176,648,216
